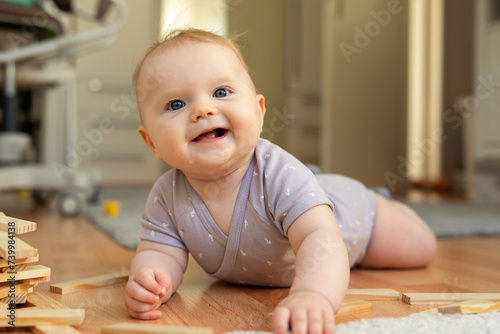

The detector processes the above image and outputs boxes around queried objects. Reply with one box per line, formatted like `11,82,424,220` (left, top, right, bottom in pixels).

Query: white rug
335,312,500,334
225,312,500,334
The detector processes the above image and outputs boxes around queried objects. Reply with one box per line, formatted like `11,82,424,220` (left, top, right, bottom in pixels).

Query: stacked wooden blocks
0,212,51,310
0,213,85,331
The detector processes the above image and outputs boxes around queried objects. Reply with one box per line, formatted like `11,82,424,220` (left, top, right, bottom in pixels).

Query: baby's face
137,41,266,180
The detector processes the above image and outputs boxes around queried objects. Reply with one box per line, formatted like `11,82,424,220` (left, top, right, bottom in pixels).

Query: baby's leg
359,194,436,268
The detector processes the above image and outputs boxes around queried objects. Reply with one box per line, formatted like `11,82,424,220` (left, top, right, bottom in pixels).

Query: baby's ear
138,126,162,160
256,94,266,125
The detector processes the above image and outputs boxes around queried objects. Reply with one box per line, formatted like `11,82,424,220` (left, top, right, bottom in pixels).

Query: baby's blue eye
213,88,229,98
168,100,185,111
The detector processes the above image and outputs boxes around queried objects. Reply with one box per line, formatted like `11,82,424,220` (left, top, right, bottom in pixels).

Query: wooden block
0,254,39,268
336,299,372,317
26,292,84,334
32,325,83,334
0,231,38,259
49,270,129,295
420,299,491,314
438,301,500,314
25,275,51,284
101,323,214,334
0,281,37,299
0,308,85,326
1,263,27,273
0,289,28,304
0,213,37,234
27,291,68,310
0,265,51,284
402,292,500,305
0,302,7,310
345,288,400,301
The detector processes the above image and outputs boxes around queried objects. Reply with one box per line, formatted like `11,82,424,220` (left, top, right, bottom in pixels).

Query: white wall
74,0,164,186
322,0,409,188
227,0,286,147
227,0,408,188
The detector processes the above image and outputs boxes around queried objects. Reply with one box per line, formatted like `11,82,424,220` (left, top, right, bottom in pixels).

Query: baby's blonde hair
133,28,249,89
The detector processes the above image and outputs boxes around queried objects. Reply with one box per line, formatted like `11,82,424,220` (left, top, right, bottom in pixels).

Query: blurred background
1,0,499,209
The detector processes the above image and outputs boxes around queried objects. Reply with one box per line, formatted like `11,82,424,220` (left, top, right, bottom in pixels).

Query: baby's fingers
154,271,171,298
126,302,162,320
272,306,291,334
125,293,159,313
272,306,336,334
290,308,308,334
125,280,160,305
322,311,335,334
125,283,163,319
305,309,335,334
134,269,166,295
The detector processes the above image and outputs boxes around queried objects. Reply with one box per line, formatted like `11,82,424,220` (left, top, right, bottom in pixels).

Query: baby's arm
125,240,188,320
272,204,350,334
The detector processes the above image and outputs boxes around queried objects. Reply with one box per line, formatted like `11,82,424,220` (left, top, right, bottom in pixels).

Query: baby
125,28,437,334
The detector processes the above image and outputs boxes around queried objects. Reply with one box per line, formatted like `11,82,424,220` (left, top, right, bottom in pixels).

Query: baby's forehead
139,40,253,86
151,40,240,63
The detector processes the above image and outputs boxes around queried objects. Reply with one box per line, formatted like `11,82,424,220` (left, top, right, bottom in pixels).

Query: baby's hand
125,268,171,320
272,291,336,334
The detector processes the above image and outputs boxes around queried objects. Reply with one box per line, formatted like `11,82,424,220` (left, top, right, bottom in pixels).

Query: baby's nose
192,100,218,120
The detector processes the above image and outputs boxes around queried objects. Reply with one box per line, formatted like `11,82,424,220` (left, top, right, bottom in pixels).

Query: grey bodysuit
140,139,376,287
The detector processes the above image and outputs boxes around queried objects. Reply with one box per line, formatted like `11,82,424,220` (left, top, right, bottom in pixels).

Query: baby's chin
184,153,253,177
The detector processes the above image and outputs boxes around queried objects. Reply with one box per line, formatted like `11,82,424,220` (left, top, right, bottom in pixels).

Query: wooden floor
2,193,500,333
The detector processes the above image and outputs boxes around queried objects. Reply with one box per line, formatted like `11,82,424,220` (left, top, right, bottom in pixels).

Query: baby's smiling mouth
193,128,228,142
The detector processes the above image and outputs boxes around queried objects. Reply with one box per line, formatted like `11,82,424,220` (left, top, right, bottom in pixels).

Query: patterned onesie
140,139,376,287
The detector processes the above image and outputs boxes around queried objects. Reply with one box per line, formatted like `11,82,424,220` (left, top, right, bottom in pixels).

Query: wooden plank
49,270,129,295
438,301,500,314
0,281,37,299
0,231,38,259
1,263,27,273
25,275,51,284
0,289,28,304
32,325,84,334
0,265,51,284
0,308,85,326
0,254,39,268
345,288,400,301
27,291,69,310
420,299,491,314
402,292,500,305
0,213,37,234
26,292,84,334
336,299,372,317
101,323,214,334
